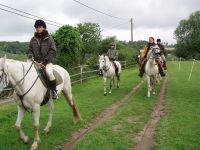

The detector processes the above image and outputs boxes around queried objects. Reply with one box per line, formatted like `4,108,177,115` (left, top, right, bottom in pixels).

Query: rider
27,19,58,99
157,38,167,70
138,37,165,77
107,42,119,76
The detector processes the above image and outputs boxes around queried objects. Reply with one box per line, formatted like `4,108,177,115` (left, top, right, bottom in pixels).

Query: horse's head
99,55,105,70
147,45,160,60
0,56,9,93
98,55,110,71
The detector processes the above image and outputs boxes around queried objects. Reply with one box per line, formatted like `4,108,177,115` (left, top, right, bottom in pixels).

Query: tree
99,36,116,54
174,11,200,59
77,23,101,63
52,25,83,68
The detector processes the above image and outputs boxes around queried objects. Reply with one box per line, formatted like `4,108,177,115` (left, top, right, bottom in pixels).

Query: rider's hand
38,63,45,69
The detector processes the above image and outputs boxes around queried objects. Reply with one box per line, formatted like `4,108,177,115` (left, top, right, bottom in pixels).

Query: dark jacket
27,30,56,65
107,48,118,61
157,43,166,55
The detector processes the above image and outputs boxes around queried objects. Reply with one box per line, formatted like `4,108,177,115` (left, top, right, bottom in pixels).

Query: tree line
174,10,200,59
0,22,147,68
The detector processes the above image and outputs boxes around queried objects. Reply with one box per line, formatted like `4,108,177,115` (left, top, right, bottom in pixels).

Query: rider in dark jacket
139,37,165,77
107,42,119,76
27,20,58,99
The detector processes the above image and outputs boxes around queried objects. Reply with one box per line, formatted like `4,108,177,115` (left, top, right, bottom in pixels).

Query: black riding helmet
110,42,115,46
157,38,161,42
34,20,46,29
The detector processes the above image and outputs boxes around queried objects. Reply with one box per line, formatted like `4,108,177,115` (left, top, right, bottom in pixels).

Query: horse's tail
72,97,82,123
62,70,82,124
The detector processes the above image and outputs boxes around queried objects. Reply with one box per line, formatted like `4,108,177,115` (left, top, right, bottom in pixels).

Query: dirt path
61,80,145,150
134,78,167,150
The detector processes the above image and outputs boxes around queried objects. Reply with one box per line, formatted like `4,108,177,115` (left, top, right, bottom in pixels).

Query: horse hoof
104,93,107,96
117,86,119,88
23,136,29,144
30,145,37,150
153,92,156,95
43,129,49,135
109,91,112,94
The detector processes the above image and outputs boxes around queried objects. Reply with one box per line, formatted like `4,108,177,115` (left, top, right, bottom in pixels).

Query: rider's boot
163,61,167,70
156,60,165,77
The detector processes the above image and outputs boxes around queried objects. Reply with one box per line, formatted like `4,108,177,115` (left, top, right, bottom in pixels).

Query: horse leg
103,77,107,96
109,78,112,94
15,105,29,144
117,74,120,88
152,76,156,95
147,76,151,97
62,85,82,124
30,104,40,150
113,76,116,88
43,100,54,134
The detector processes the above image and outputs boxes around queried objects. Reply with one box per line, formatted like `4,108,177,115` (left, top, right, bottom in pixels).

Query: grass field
1,61,199,150
73,78,162,150
0,68,142,150
154,61,200,150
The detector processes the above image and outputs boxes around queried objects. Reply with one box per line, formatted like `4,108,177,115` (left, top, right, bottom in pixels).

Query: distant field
0,51,27,61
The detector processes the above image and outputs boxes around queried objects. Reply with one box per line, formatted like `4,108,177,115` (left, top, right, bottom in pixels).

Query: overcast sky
0,0,199,44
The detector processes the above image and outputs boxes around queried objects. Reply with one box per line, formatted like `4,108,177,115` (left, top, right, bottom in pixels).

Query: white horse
145,46,160,97
0,56,81,150
99,55,121,96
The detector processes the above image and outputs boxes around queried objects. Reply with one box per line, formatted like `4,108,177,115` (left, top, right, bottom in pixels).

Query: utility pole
130,18,133,43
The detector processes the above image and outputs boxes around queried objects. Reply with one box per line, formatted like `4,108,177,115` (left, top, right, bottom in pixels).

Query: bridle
102,57,111,72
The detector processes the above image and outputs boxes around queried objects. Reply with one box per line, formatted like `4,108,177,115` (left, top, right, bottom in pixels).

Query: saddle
35,65,63,106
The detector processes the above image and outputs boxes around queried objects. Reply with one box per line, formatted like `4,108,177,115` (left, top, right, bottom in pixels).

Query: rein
0,69,8,86
0,61,39,112
16,61,40,112
13,61,34,88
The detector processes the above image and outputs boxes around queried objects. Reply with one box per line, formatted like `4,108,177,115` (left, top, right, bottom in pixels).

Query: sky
0,0,199,44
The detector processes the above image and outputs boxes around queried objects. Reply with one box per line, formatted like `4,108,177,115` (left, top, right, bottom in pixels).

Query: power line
73,0,129,21
109,21,129,29
0,3,63,26
0,7,61,27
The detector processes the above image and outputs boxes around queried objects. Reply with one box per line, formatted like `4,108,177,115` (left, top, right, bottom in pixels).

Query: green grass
154,61,200,150
73,76,163,150
0,68,142,150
